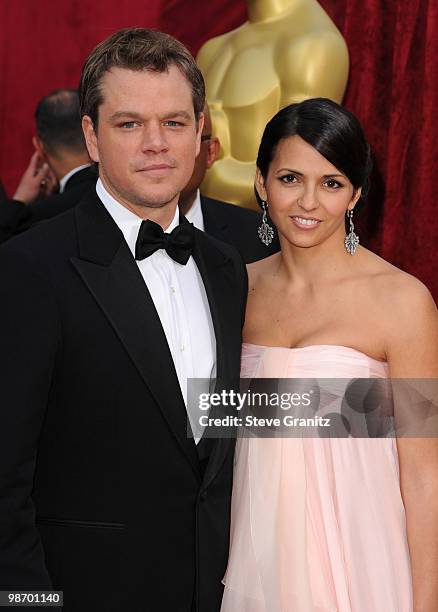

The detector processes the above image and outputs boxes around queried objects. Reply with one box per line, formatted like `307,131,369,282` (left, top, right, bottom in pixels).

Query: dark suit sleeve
0,200,31,244
229,247,248,330
240,257,248,329
21,191,70,225
0,246,60,588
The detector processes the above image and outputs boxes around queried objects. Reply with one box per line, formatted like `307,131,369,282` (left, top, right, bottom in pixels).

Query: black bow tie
135,218,194,265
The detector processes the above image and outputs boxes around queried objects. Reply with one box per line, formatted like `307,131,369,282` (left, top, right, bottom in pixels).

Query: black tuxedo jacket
201,194,280,263
0,165,97,243
0,190,247,612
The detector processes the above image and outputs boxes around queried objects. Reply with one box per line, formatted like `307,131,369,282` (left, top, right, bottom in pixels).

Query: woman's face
256,135,361,250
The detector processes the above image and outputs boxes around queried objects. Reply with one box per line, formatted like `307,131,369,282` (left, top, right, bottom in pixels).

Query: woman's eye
324,179,342,189
279,174,297,184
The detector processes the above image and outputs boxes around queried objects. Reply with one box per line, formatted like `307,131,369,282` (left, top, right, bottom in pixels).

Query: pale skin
12,150,57,204
249,135,438,611
82,65,204,229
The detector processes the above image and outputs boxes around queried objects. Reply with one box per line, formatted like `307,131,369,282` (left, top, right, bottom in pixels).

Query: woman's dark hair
256,98,372,197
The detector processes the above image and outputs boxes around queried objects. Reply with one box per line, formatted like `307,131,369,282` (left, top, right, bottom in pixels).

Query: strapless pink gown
221,344,412,612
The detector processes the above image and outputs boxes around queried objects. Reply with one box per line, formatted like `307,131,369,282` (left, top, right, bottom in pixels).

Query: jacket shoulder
193,225,243,264
201,196,261,223
30,169,96,221
1,207,77,259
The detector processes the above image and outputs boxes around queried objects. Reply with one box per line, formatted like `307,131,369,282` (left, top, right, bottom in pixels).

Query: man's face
82,65,203,211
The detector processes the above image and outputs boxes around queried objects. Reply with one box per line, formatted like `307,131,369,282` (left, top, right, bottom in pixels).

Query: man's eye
279,174,297,184
324,179,343,189
120,122,138,129
163,120,183,127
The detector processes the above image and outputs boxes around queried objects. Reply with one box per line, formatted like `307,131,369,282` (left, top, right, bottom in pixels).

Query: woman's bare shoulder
246,252,280,289
350,249,437,372
358,248,433,301
372,253,431,301
358,249,437,346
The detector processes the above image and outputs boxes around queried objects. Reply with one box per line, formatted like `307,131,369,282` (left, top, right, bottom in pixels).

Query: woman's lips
290,215,322,230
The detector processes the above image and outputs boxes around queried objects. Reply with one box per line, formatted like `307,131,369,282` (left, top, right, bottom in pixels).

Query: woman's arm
386,277,438,612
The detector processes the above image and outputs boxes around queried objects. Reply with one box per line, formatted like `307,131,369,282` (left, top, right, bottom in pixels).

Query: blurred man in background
0,89,96,242
179,103,279,262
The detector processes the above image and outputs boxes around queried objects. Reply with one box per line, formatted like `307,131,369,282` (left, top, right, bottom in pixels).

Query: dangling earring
344,209,359,255
258,200,274,246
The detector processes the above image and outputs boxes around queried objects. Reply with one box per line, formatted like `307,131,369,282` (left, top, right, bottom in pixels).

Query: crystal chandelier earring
258,200,274,246
344,209,359,255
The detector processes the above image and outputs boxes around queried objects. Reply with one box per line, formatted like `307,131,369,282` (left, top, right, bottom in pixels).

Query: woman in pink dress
221,99,438,611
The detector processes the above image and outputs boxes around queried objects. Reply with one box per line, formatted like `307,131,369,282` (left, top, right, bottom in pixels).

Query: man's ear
195,112,205,157
33,136,47,161
255,167,267,202
206,137,220,169
82,116,99,162
348,186,362,211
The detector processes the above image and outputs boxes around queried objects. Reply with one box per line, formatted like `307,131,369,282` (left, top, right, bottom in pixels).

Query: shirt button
180,345,185,352
170,286,176,293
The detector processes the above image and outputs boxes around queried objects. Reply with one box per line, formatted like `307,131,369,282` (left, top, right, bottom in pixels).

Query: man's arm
0,246,60,588
0,153,57,243
0,199,31,243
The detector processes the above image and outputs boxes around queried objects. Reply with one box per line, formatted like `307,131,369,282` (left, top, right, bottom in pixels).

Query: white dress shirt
184,189,205,231
59,163,91,193
96,179,216,442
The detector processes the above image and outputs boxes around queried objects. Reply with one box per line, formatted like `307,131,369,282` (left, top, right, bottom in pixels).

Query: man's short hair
35,89,85,155
79,28,205,128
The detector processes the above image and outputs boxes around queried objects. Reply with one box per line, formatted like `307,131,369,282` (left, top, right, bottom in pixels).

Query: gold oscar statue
197,0,349,209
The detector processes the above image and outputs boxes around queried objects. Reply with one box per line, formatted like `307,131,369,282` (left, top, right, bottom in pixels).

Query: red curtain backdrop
0,0,247,194
0,0,437,298
319,0,438,300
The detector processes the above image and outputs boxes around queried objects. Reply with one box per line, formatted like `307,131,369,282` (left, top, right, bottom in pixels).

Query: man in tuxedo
179,103,279,262
0,28,246,612
0,89,96,242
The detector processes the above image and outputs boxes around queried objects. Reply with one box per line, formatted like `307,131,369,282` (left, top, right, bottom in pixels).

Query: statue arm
276,31,349,105
196,33,230,76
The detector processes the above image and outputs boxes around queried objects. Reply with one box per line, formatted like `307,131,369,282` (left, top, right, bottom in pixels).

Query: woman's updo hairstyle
256,98,372,198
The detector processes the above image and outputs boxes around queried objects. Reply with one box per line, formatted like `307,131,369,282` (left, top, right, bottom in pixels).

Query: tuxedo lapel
71,192,201,479
200,196,228,243
191,228,236,490
191,228,229,386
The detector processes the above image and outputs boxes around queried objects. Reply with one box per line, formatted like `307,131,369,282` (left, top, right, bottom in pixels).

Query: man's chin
125,190,179,209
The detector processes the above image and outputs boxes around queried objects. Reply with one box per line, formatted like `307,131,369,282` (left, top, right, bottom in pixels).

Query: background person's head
34,89,89,182
79,28,205,217
255,98,372,251
179,102,220,214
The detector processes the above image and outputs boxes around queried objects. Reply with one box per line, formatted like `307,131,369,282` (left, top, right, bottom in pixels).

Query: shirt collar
59,163,91,193
184,189,205,232
96,178,179,256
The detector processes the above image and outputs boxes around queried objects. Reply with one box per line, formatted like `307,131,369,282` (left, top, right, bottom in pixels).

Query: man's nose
141,123,168,153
